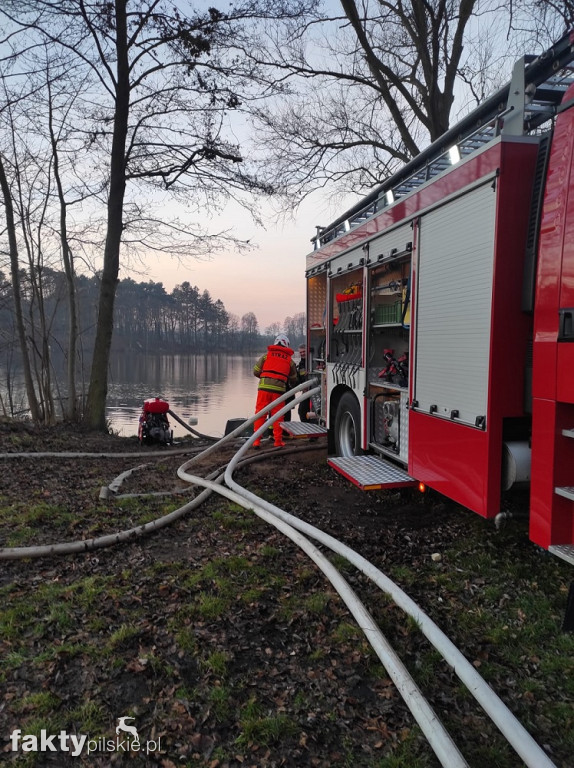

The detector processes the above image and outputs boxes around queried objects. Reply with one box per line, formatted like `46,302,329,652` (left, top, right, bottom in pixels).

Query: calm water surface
107,352,261,438
1,352,290,438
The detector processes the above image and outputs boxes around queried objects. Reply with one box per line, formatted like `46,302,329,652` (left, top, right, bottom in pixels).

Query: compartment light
449,145,461,165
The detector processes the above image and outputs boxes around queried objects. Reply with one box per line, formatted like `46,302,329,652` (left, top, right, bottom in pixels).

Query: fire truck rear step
555,486,574,501
548,545,574,566
328,455,416,491
281,422,327,438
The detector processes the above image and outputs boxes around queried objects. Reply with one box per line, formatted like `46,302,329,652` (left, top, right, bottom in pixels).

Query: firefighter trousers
254,389,285,446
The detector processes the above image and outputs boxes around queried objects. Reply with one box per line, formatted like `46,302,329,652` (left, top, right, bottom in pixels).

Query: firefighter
296,344,313,423
253,333,297,448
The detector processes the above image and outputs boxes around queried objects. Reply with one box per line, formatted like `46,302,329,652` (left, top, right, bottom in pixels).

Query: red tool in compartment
378,349,408,387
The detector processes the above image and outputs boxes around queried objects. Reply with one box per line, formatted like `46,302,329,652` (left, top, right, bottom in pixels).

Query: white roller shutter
414,181,496,427
368,223,413,260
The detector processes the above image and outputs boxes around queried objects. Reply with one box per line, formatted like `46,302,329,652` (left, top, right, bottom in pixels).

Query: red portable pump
138,397,173,445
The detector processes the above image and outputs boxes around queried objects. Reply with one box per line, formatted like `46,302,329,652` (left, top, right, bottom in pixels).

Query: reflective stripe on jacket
254,345,296,393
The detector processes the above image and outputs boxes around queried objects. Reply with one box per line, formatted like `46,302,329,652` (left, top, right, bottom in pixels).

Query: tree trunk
85,0,130,430
63,246,79,421
0,153,42,422
49,92,79,421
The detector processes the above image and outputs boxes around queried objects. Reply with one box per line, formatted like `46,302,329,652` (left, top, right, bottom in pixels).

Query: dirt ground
0,421,572,767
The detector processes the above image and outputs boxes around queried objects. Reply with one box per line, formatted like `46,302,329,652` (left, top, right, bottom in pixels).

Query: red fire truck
304,31,574,564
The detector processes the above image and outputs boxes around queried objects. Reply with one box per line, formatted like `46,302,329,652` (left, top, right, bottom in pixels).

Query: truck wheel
334,392,362,457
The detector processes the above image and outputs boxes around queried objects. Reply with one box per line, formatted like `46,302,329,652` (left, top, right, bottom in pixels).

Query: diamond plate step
548,544,574,566
328,455,416,491
555,486,574,501
281,422,327,438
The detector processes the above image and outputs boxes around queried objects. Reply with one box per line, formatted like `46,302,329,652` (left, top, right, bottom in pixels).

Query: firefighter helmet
274,333,290,347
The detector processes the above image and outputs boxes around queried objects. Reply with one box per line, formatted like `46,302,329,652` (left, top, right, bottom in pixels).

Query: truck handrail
313,31,574,250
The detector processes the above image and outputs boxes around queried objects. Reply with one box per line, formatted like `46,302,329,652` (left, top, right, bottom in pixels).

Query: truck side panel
531,87,574,549
410,140,539,517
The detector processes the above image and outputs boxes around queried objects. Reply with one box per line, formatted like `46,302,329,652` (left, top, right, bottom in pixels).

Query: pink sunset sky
136,193,348,331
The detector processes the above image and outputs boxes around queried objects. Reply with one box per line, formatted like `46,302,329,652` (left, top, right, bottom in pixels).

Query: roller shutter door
414,182,496,427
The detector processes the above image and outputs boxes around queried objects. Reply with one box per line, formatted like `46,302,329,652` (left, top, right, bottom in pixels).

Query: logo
116,716,139,741
9,717,161,756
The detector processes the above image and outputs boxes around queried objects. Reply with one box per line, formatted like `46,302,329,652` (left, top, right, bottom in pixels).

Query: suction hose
167,408,220,441
211,414,557,768
175,469,469,768
0,382,557,768
0,380,319,560
177,378,320,466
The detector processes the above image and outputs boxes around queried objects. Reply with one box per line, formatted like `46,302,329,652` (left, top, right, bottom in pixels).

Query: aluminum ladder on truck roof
313,31,574,250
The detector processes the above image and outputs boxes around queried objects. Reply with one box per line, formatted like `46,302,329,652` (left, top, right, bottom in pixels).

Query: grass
260,544,281,558
210,504,261,531
11,691,60,717
303,591,331,613
332,620,363,643
107,623,140,649
1,487,573,768
208,684,232,722
175,627,198,653
0,500,76,546
0,494,174,547
67,700,108,732
237,697,299,747
201,650,229,677
196,592,229,620
369,727,442,768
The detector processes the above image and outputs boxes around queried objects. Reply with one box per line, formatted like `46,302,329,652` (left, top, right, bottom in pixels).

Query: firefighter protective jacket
254,344,297,393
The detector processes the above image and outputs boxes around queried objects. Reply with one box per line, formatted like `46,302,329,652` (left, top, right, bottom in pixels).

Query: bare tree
0,152,41,421
226,312,240,348
0,45,94,423
1,0,315,429
241,311,259,350
248,0,572,200
525,1,574,33
282,312,305,347
3,0,568,429
45,61,82,421
265,321,282,339
284,311,305,343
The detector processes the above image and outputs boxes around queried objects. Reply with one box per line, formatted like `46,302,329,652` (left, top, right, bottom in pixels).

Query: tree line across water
0,268,305,421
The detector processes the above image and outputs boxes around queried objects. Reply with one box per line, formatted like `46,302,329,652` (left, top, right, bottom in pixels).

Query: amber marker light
418,482,426,493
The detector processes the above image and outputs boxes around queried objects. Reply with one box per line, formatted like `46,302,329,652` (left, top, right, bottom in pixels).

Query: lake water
0,353,265,439
107,352,261,438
